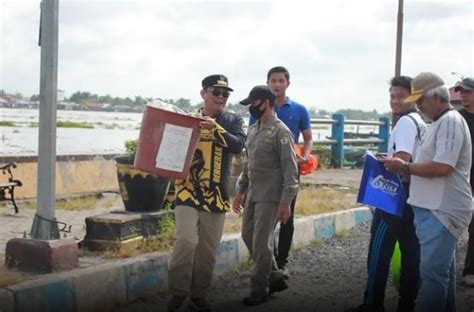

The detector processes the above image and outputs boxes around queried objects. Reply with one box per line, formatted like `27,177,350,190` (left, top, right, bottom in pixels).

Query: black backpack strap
405,113,421,141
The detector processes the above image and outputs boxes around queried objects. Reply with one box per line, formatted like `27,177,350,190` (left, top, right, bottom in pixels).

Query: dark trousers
274,193,297,267
464,215,474,276
363,206,420,312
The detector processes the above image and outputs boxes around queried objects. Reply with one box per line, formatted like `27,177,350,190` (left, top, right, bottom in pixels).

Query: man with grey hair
381,72,472,312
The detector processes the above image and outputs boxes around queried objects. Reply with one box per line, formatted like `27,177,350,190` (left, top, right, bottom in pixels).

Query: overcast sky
1,0,473,113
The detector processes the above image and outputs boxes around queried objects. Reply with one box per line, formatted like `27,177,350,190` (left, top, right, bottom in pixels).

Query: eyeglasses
207,87,230,98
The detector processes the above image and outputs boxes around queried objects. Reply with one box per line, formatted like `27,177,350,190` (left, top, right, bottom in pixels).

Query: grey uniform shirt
238,114,298,204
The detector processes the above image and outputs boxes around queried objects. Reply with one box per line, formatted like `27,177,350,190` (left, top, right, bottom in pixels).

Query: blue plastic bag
357,151,406,216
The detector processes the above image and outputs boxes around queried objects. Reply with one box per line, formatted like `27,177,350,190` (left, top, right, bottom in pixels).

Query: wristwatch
401,162,410,175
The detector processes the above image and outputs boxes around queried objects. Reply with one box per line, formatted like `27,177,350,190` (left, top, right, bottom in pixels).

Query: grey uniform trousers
242,200,283,296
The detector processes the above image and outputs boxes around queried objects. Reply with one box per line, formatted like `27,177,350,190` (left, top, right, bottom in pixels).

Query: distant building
57,89,65,102
0,98,8,107
58,101,81,110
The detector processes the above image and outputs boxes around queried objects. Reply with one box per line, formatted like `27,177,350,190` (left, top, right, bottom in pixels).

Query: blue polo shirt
249,97,311,142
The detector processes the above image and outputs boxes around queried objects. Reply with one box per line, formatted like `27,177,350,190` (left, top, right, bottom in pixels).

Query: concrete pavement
0,168,362,257
0,168,366,312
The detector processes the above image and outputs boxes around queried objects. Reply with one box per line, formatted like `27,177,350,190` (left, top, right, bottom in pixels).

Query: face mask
249,101,265,119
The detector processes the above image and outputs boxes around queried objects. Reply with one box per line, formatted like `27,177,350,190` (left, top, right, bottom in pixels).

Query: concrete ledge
73,263,127,311
291,217,315,248
123,255,169,302
5,207,372,311
8,275,75,312
215,237,241,275
0,288,15,312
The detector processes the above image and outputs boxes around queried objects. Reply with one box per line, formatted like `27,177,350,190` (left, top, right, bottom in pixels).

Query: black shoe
167,295,187,312
279,266,290,279
189,297,211,312
345,304,366,312
269,278,288,294
397,299,415,312
345,304,385,312
243,294,269,306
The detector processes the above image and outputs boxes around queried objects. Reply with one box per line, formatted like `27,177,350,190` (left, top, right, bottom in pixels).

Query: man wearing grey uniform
233,85,298,306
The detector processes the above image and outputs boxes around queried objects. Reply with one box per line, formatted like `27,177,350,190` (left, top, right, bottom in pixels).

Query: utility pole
392,0,404,127
30,0,60,239
6,0,78,273
395,0,404,77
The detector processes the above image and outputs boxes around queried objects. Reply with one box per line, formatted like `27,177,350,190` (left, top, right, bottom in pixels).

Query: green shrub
57,121,94,128
0,121,17,127
313,144,332,168
124,139,138,157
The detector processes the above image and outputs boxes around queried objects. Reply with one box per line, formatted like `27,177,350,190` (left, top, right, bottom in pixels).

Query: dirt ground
119,222,473,312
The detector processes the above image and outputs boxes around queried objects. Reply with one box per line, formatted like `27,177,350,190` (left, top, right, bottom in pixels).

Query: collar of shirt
277,97,293,108
256,114,277,130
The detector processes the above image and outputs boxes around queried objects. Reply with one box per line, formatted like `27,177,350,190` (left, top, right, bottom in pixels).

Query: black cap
239,85,276,106
454,77,474,92
202,74,233,91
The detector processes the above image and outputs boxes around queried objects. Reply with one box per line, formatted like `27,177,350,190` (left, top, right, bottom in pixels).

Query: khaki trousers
168,205,226,298
241,201,281,296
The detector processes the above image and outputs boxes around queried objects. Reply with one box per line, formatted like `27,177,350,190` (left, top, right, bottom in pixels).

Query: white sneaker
464,275,474,287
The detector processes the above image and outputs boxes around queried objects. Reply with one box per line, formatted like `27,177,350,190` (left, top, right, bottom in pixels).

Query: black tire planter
115,155,171,212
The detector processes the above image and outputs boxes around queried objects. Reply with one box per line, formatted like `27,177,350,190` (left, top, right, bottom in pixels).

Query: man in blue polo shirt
249,66,313,275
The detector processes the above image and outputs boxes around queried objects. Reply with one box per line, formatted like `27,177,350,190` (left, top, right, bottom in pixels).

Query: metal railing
311,114,390,168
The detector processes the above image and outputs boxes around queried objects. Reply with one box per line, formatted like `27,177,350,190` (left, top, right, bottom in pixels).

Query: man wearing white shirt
381,72,472,312
349,76,426,312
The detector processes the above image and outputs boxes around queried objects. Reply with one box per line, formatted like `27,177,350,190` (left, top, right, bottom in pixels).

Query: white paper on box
155,123,193,172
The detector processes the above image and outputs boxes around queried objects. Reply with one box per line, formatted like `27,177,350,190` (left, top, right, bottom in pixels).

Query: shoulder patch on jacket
280,135,290,144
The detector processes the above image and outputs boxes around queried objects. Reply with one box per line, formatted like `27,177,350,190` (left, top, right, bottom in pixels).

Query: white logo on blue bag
370,175,400,196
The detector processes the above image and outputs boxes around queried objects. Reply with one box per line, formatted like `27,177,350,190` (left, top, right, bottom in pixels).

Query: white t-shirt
408,110,473,238
388,112,426,157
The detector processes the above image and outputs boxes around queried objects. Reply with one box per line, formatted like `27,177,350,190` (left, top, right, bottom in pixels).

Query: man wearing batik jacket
167,74,246,312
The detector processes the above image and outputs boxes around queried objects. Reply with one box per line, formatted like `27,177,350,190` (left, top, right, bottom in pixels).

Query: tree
175,98,192,111
134,96,146,107
99,94,113,104
69,91,92,104
30,94,40,101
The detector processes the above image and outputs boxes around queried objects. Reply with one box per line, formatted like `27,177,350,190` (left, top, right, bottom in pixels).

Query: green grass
57,121,94,128
0,121,17,127
95,122,122,129
335,229,355,238
295,185,357,216
0,265,26,287
27,121,96,129
240,257,254,271
223,185,357,235
20,194,102,211
103,207,176,258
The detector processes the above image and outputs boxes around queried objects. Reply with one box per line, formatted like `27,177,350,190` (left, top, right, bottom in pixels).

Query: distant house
16,100,32,109
85,102,107,111
2,95,16,107
57,89,65,102
0,98,8,107
58,101,81,110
